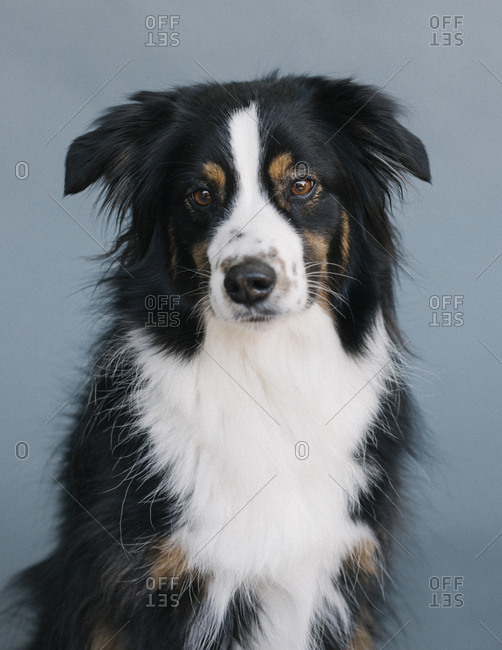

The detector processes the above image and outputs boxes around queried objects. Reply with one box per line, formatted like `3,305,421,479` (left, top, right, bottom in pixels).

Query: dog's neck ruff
128,305,394,649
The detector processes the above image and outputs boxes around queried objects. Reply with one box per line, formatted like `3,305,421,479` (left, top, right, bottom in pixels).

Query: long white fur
126,106,395,649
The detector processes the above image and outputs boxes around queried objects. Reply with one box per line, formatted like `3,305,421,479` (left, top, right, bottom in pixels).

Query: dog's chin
232,313,284,331
211,304,301,331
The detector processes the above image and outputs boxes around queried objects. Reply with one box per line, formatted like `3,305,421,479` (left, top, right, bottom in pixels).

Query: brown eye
290,179,314,196
192,189,213,207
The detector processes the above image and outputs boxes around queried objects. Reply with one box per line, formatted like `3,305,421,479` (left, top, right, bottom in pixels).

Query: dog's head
65,75,430,352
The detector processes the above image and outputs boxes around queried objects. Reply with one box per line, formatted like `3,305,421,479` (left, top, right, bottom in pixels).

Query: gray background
2,1,501,648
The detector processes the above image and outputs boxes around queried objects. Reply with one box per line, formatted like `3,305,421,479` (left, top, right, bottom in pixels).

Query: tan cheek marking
303,231,330,265
302,230,330,310
202,162,226,196
192,240,209,271
340,209,351,270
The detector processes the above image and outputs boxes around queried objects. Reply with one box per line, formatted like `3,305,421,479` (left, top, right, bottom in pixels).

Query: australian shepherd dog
19,74,430,649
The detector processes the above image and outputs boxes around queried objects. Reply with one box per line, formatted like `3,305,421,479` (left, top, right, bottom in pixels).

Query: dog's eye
290,179,314,196
192,189,213,207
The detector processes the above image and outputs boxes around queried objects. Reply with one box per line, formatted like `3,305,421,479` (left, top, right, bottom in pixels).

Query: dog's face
198,105,309,324
181,102,342,326
65,76,430,348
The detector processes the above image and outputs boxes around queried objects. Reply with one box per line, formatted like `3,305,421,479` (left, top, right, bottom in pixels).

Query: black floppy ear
361,115,431,185
313,77,431,186
65,127,112,195
64,90,177,197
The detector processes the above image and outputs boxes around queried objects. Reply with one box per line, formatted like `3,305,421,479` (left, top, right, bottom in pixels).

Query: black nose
224,260,276,306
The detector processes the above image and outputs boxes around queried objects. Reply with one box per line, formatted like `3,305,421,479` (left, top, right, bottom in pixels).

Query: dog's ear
312,78,431,187
64,90,178,198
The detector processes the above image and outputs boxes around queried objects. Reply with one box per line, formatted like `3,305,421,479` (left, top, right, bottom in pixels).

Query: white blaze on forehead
228,103,265,211
206,103,308,322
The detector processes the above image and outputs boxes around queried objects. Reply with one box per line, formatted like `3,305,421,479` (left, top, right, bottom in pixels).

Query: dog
20,74,430,649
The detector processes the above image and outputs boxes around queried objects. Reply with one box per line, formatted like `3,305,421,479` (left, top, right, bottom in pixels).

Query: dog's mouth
210,298,306,329
230,307,283,324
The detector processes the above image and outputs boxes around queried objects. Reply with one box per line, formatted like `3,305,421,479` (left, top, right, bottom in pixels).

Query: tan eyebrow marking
202,161,226,190
268,152,294,182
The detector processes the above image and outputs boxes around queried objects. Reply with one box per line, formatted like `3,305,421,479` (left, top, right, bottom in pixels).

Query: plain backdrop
1,1,501,648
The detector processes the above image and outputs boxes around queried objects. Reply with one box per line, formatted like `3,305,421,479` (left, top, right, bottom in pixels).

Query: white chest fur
130,305,393,649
